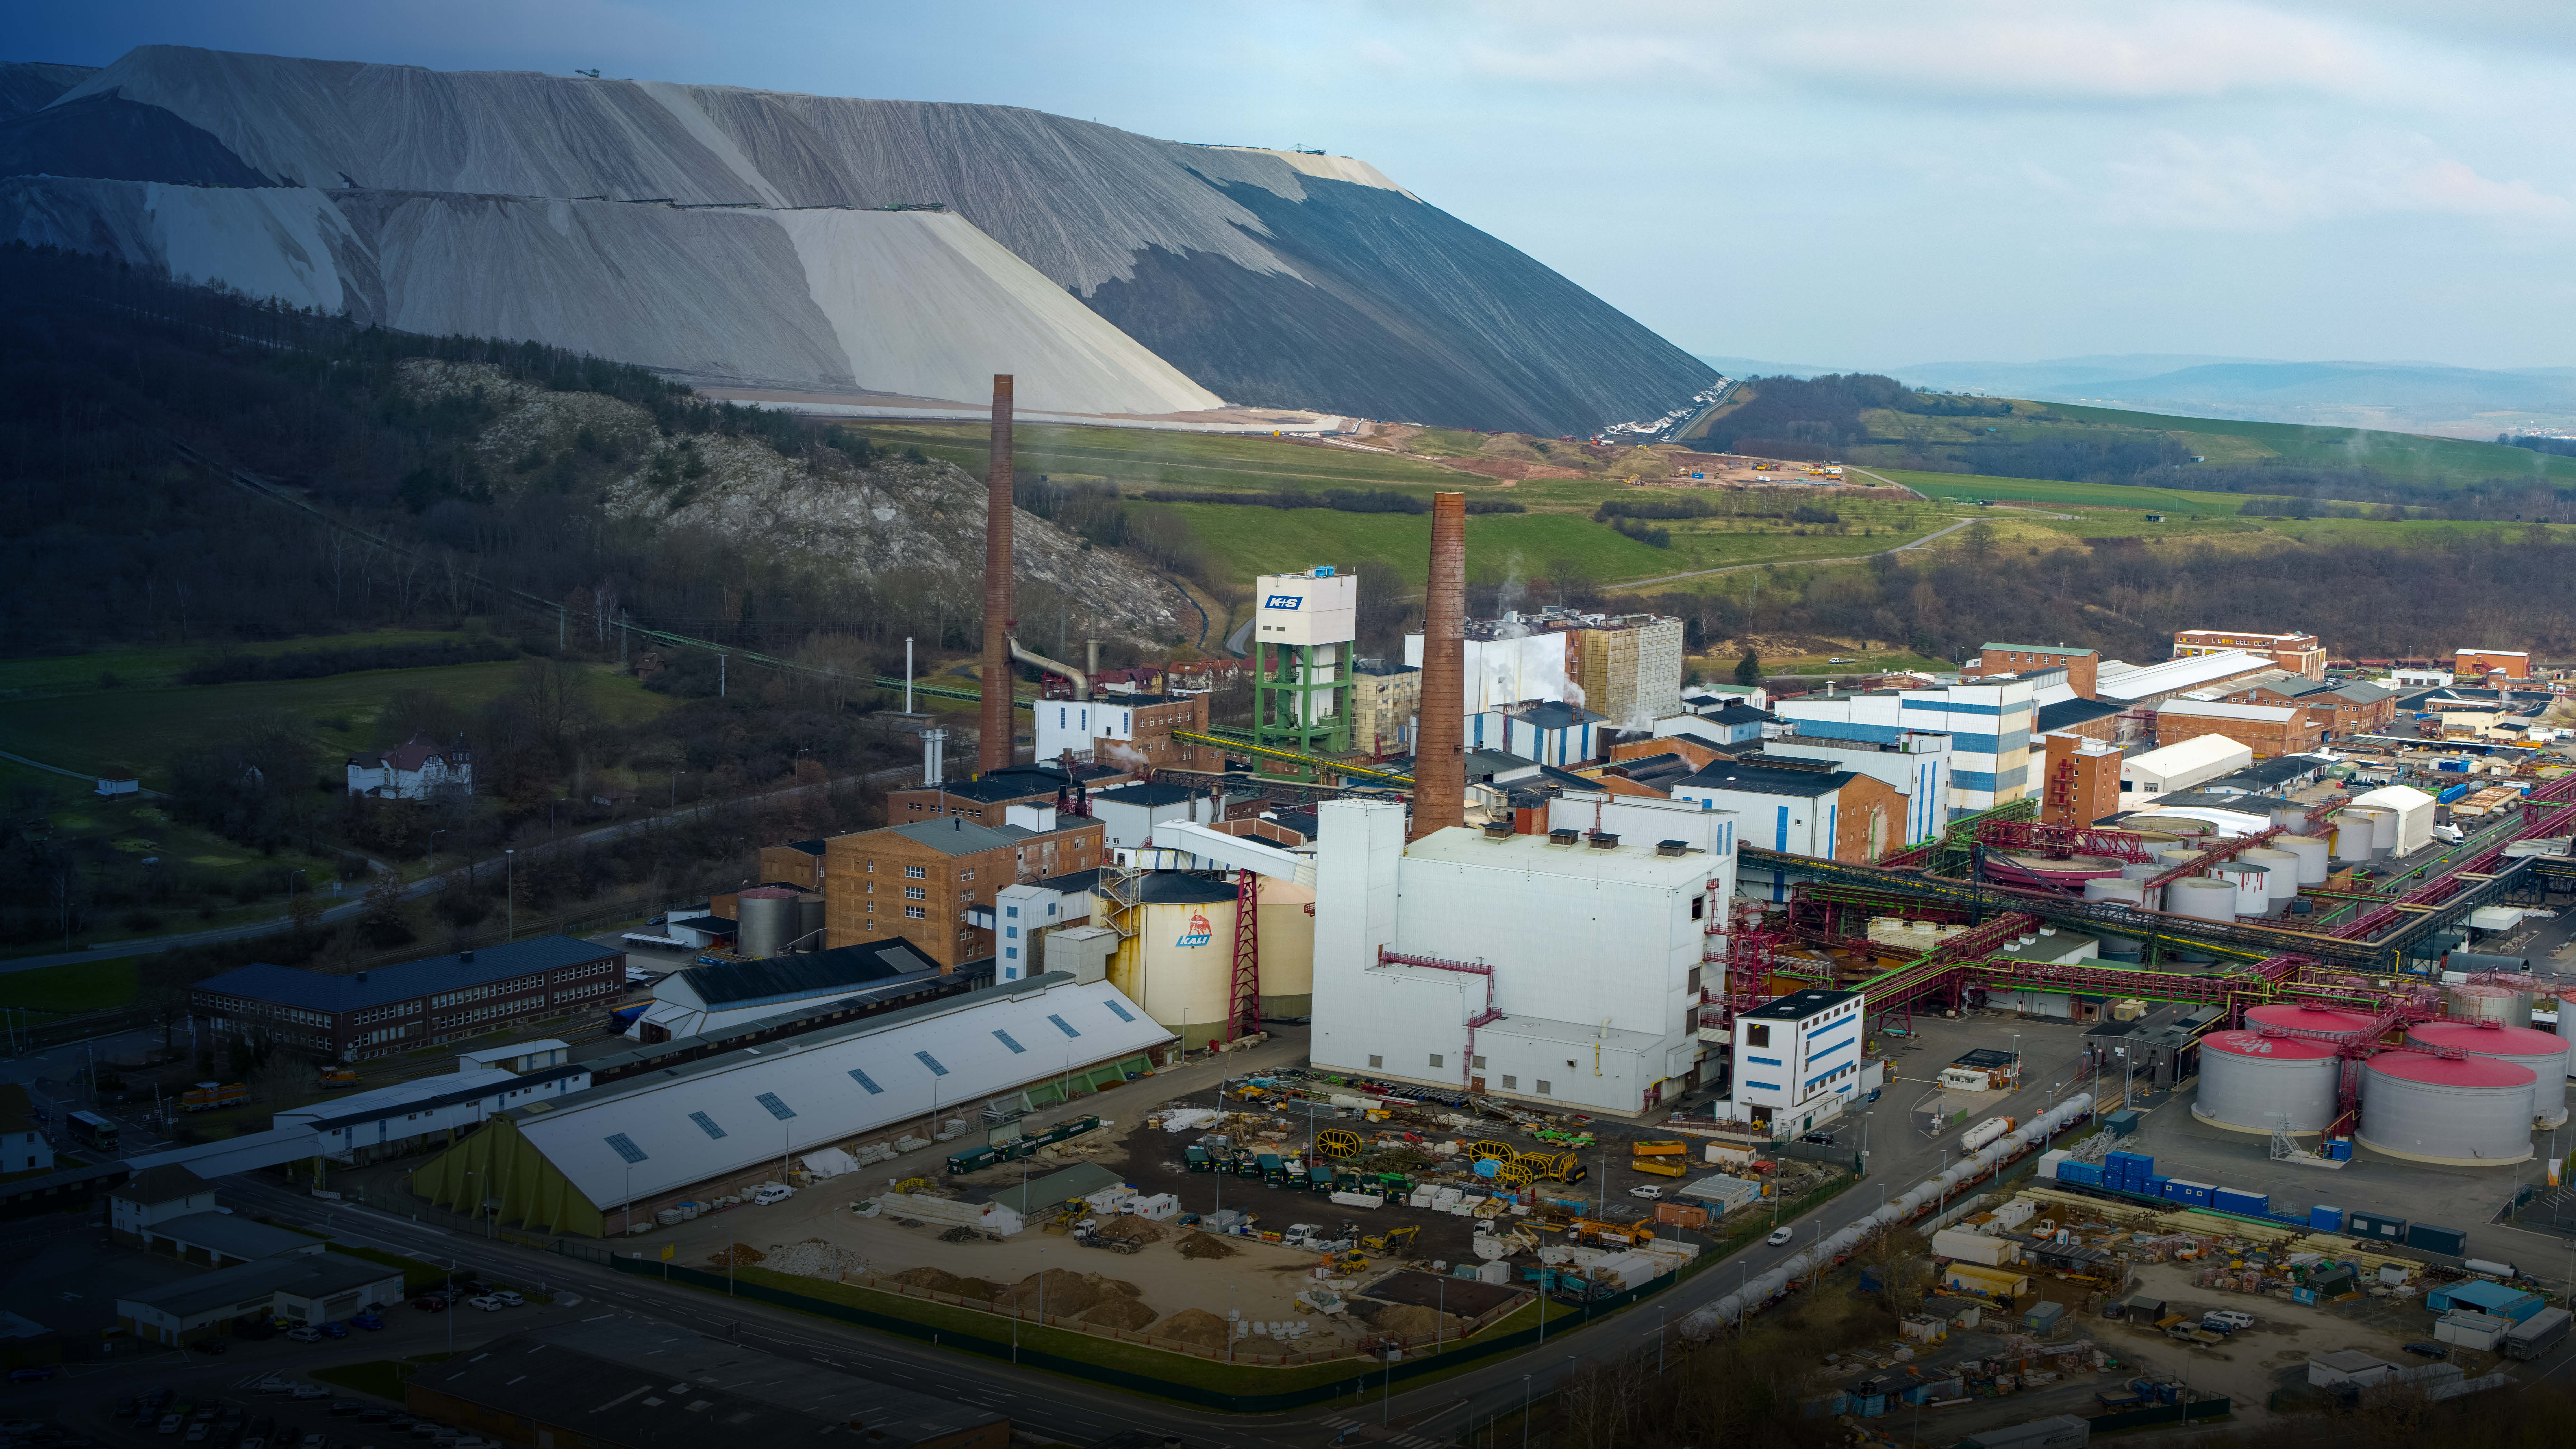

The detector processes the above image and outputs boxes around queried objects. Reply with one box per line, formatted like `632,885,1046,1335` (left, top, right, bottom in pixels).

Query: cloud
2101,131,2573,229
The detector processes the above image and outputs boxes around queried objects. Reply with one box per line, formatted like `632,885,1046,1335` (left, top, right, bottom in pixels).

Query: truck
2502,1306,2571,1359
65,1110,119,1152
179,1082,249,1113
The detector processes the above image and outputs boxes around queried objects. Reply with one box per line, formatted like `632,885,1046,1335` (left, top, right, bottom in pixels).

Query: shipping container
1932,1227,2023,1267
2503,1307,2572,1359
2309,1205,2347,1231
2105,1109,2140,1137
2406,1222,2468,1256
2347,1210,2408,1241
2057,1162,2103,1187
1943,1263,2032,1298
2212,1189,2269,1216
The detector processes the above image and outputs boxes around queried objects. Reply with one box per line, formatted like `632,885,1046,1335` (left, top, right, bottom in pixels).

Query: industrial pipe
1010,637,1088,700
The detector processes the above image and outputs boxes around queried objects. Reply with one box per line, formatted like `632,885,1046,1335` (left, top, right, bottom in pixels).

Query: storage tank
2240,848,2301,903
2084,878,2143,907
2331,817,2373,862
2192,1029,2342,1134
1254,874,1317,1019
1994,852,2129,889
1105,873,1243,1049
2168,877,2238,922
2363,806,2398,854
2219,862,2271,917
2340,807,2392,858
2557,1009,2576,1077
2245,1001,2382,1043
2406,1020,2570,1127
2357,1053,2535,1166
2277,834,2331,886
2448,983,2532,1029
734,886,800,960
797,892,827,952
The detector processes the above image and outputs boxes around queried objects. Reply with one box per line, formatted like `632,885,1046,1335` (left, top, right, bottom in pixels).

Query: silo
2084,878,2142,907
2448,983,2533,1029
2240,848,2301,904
735,886,800,960
2169,877,2238,922
2342,807,2392,858
1105,873,1242,1049
2406,1020,2570,1127
1254,874,1316,1019
2245,1001,2382,1043
2356,1053,2535,1166
2192,1029,2342,1134
2557,1010,2576,1076
2277,835,2330,886
2330,817,2372,863
797,892,827,952
2270,805,2312,832
2363,806,2398,855
2219,862,2271,917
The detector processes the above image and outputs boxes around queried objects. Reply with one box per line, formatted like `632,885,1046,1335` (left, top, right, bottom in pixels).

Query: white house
1723,987,1867,1136
1310,798,1735,1117
1469,699,1607,766
346,733,473,801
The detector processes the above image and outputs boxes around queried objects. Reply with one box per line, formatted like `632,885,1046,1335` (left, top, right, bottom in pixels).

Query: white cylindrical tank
2084,878,2143,906
2192,1029,2342,1134
2332,818,2372,862
2240,848,2301,902
2407,1020,2570,1127
798,892,827,952
2169,877,2237,922
2364,807,2398,853
2357,1053,2535,1166
1106,877,1243,1048
2221,862,2271,916
2449,983,2532,1029
2271,805,2311,832
2278,835,2330,886
734,887,800,960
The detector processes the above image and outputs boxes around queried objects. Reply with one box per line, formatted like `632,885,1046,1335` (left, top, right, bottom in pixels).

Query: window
915,1050,949,1076
1104,999,1135,1023
904,906,926,920
867,861,875,872
1747,1024,1771,1048
1472,1055,1488,1069
604,1134,648,1163
1005,926,1018,939
847,1068,883,1095
1501,1075,1518,1090
904,886,926,901
904,865,927,879
1006,905,1018,918
754,1093,796,1120
688,1112,727,1140
1368,1055,1384,1069
1048,1014,1080,1038
1005,947,1018,960
1535,1080,1553,1096
1428,1054,1445,1069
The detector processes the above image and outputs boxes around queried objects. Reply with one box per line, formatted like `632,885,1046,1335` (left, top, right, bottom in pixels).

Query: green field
861,421,1475,494
0,659,667,789
0,959,138,1012
2042,403,2576,485
0,628,493,701
1871,468,2285,515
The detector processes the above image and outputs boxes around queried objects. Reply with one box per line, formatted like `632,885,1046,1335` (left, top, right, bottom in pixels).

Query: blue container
2407,1223,2467,1256
2214,1189,2270,1216
1857,1394,1888,1418
2149,1176,2174,1197
2325,1139,2353,1161
2310,1205,2346,1231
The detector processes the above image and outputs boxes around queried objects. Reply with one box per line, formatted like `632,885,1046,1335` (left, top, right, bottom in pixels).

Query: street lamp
1520,1374,1531,1449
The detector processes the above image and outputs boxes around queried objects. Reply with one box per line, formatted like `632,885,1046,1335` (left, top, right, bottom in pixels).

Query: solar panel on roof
1048,1014,1081,1038
688,1112,727,1139
847,1068,883,1094
915,1050,949,1076
754,1092,795,1120
993,1029,1026,1054
604,1133,647,1163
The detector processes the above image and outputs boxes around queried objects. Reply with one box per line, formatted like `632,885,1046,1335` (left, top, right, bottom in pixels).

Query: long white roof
2096,650,2270,702
508,974,1170,1206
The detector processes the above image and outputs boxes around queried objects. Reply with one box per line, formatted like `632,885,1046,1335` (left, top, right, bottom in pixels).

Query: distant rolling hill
0,49,1710,435
1890,354,2576,439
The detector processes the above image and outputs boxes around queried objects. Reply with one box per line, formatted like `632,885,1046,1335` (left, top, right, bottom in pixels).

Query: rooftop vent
1481,820,1515,840
459,950,474,963
1656,839,1688,857
1548,827,1579,846
1586,831,1620,850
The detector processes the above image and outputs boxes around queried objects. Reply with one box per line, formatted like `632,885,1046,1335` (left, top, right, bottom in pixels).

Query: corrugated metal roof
676,939,938,1008
506,974,1169,1204
194,936,617,1012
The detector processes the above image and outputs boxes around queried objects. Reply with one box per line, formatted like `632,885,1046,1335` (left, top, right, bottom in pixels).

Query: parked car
184,1423,212,1442
300,1434,328,1449
349,1312,386,1331
2202,1309,2255,1331
314,1321,349,1339
156,1416,185,1436
464,1297,508,1313
1766,1227,1795,1246
751,1185,795,1206
328,1401,362,1417
485,1291,524,1307
238,1438,267,1449
288,1385,329,1401
2402,1341,2449,1359
409,1297,447,1313
115,1400,138,1420
4,1367,56,1384
256,1379,294,1396
283,1328,323,1344
1626,1186,1664,1201
1798,1131,1839,1145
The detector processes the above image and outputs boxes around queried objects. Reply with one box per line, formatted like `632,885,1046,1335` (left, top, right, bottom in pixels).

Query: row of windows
1364,1052,1552,1097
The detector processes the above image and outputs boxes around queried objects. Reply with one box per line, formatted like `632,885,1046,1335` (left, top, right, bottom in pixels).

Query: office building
1769,677,2037,813
190,938,624,1061
821,811,1106,965
2173,629,2325,680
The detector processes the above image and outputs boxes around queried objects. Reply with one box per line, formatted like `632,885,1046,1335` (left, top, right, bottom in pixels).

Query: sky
18,0,2576,371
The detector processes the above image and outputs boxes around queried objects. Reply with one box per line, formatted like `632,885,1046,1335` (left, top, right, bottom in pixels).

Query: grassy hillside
0,628,489,701
1869,468,2279,515
861,421,1475,494
2042,402,2576,484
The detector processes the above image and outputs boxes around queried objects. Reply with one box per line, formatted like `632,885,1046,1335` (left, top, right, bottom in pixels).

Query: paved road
0,765,918,975
1614,516,1984,590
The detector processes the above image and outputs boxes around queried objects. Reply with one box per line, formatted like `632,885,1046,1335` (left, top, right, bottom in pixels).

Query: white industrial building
1311,795,1735,1117
1088,782,1239,849
1404,626,1571,714
279,1044,591,1164
410,972,1171,1236
1720,988,1866,1136
1762,733,1953,847
2095,650,2277,708
630,940,943,1042
1769,678,2037,814
2120,735,2252,796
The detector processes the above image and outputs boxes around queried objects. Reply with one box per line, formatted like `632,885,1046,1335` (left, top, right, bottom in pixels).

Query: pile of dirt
1094,1216,1165,1245
991,1267,1139,1317
1176,1230,1238,1260
889,1266,990,1297
1078,1296,1160,1331
706,1242,766,1267
1365,1303,1465,1339
1156,1307,1233,1348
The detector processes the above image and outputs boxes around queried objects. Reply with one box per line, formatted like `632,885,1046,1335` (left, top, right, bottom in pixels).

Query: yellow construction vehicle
1316,1127,1365,1159
1360,1225,1420,1256
1569,1217,1653,1247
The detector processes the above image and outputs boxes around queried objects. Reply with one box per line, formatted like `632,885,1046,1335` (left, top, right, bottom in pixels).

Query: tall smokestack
1411,490,1467,840
979,374,1016,771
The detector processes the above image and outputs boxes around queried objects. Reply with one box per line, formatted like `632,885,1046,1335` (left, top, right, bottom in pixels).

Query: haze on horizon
16,0,2576,375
